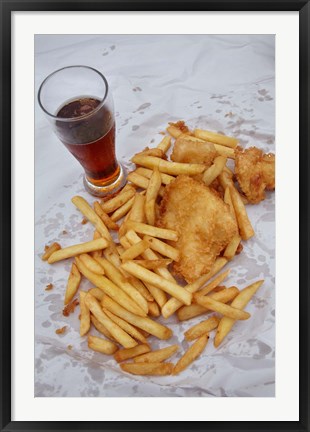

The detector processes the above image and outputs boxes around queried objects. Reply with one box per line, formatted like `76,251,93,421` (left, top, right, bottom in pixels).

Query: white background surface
15,10,297,419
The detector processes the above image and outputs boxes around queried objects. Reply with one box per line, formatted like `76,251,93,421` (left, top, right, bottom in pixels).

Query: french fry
110,195,135,222
114,344,150,363
79,291,91,336
42,242,61,261
139,148,165,157
213,144,235,159
195,295,250,320
93,201,119,231
214,280,264,347
94,257,148,315
143,281,168,308
224,187,237,224
161,257,227,318
64,263,81,305
143,235,180,262
133,259,172,270
202,156,227,186
223,235,242,260
177,287,240,320
119,235,132,250
229,185,255,240
88,335,118,355
147,301,160,317
127,172,166,197
145,168,161,225
127,276,154,302
121,261,192,306
120,362,173,376
91,230,103,259
195,269,230,297
135,167,175,186
48,238,108,264
184,316,220,341
85,293,137,348
166,125,183,139
75,256,146,317
173,334,209,375
120,240,150,261
124,220,178,242
88,287,104,302
157,136,172,153
127,193,146,223
134,344,179,363
101,295,172,340
103,309,148,344
71,196,112,241
131,154,206,176
90,315,116,341
79,253,105,275
194,128,239,148
101,187,136,214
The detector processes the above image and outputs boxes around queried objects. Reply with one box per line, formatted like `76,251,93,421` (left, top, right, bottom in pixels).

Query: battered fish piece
171,137,217,169
235,147,275,204
157,176,238,283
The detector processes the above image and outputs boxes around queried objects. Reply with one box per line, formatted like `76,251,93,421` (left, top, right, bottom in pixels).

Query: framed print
2,0,309,430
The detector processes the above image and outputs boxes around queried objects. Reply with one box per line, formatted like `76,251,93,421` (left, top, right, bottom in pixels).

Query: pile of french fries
42,121,264,377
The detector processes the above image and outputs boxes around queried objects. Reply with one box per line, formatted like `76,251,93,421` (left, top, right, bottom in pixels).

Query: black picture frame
1,1,309,431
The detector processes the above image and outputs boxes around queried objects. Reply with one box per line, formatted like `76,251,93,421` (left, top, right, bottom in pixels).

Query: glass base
83,163,127,197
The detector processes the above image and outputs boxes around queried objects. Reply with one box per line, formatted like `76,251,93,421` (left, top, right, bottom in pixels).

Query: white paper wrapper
35,34,275,397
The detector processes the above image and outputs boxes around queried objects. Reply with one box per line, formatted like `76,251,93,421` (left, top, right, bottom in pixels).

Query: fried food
157,176,238,282
171,136,217,169
235,147,275,204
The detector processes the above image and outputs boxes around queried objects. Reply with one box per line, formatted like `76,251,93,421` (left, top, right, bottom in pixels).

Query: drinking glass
38,65,126,197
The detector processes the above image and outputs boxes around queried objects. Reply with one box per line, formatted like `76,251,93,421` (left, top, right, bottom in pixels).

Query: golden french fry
127,172,166,197
202,156,227,186
195,269,230,297
157,136,172,153
161,257,227,318
127,193,146,224
195,295,250,320
101,295,172,340
214,144,235,159
71,196,112,240
79,291,91,336
223,235,242,260
131,154,205,176
224,187,237,224
91,230,103,259
119,235,132,250
110,195,135,222
75,256,146,317
125,220,178,241
42,242,61,261
133,259,172,270
121,261,192,306
114,343,150,362
194,128,238,148
88,335,118,355
177,287,240,321
184,316,220,341
145,168,161,225
143,235,180,262
134,344,179,363
173,334,209,375
79,253,105,275
166,125,183,139
103,309,148,344
127,276,154,302
85,293,137,348
93,201,119,231
143,281,168,308
136,148,164,158
64,263,81,305
88,287,104,302
120,240,150,261
90,315,115,341
120,362,173,376
135,167,175,186
101,187,136,214
48,238,108,264
229,185,255,240
94,256,148,315
214,280,264,347
147,301,160,317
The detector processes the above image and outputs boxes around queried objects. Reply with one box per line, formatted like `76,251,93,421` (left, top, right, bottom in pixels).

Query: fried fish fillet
171,137,217,169
157,176,238,283
235,147,275,204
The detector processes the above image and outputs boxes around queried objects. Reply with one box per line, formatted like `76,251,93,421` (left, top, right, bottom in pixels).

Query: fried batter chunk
171,137,218,169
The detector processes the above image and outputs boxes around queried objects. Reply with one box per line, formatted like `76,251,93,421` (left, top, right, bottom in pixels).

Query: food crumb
55,326,67,335
67,344,73,351
45,283,53,291
44,245,49,251
81,218,88,225
62,230,67,235
63,298,79,317
159,131,166,135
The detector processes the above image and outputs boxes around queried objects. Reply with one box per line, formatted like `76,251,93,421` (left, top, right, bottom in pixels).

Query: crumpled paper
35,34,275,397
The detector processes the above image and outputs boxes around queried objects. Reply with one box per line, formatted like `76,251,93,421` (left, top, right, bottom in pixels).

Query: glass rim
37,65,109,122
